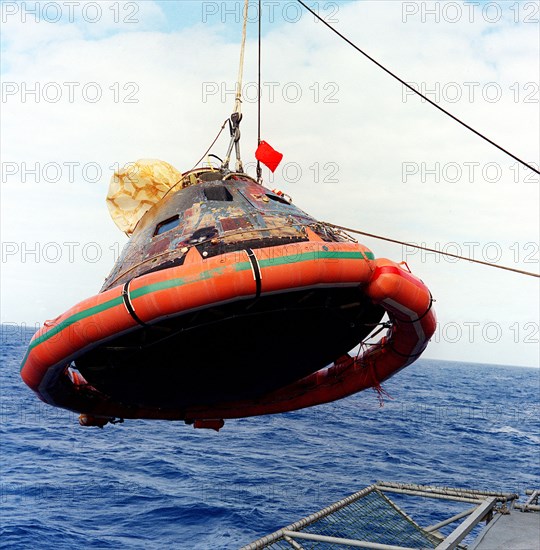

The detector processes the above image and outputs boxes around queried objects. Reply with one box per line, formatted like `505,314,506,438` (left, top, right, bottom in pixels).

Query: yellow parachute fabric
107,159,183,234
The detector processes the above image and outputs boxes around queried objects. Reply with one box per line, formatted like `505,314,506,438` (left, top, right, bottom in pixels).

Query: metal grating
242,482,520,550
247,488,440,549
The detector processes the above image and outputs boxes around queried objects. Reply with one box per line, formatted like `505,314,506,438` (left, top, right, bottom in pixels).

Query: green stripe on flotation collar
257,250,370,267
21,249,374,369
20,295,124,369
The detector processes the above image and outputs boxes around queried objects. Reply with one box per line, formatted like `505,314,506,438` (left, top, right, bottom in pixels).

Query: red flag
255,141,283,172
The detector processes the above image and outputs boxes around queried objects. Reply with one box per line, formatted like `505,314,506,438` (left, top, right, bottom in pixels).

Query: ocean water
1,326,539,549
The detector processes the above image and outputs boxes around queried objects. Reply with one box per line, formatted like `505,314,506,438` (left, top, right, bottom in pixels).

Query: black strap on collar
122,280,148,327
245,248,262,298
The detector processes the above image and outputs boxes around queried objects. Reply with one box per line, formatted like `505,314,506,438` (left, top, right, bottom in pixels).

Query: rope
295,0,539,177
234,0,250,115
256,0,262,183
221,0,249,172
321,222,540,278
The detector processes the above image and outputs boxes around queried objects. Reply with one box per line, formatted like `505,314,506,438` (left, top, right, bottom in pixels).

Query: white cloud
1,0,538,366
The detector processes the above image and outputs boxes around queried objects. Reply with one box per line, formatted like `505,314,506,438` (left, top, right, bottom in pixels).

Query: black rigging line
191,118,228,170
296,0,539,176
323,222,540,279
256,0,262,182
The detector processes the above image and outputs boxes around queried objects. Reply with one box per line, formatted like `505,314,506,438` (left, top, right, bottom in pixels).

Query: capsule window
154,215,180,236
265,193,290,205
204,186,233,202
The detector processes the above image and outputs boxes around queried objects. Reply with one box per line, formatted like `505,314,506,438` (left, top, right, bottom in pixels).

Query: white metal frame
241,481,521,550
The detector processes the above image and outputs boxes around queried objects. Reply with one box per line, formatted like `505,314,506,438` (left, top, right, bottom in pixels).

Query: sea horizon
2,328,539,549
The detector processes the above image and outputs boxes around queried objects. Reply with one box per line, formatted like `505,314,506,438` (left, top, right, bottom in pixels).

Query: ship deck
470,490,539,550
241,482,539,550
